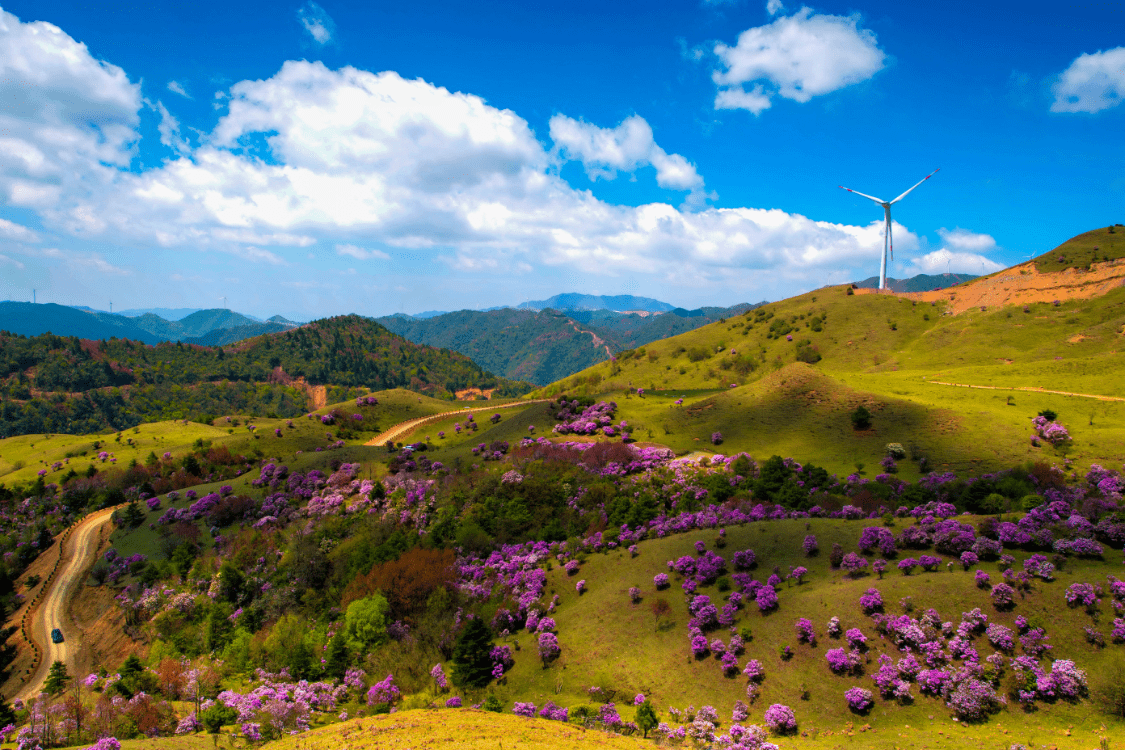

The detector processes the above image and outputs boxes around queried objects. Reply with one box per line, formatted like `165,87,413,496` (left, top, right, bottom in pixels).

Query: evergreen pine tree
451,617,494,688
45,660,70,695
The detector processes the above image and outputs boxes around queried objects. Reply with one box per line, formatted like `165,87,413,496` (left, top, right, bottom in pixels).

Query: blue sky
0,0,1122,319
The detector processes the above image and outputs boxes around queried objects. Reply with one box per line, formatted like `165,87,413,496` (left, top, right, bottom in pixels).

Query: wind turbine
840,169,940,291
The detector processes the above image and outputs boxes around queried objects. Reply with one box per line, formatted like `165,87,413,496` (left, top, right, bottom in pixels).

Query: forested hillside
0,316,531,436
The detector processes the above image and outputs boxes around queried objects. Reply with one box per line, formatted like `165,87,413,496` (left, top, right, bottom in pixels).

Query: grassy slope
523,269,1124,474
262,710,652,750
0,388,461,488
496,519,1123,750
1033,225,1125,273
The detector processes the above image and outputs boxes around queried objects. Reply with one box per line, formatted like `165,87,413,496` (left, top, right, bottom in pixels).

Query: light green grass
495,517,1124,749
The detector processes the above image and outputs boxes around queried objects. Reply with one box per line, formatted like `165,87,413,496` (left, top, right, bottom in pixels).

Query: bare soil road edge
11,506,119,702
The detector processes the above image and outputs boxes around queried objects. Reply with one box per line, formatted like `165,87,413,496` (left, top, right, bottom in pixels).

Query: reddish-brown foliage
341,547,457,621
512,440,637,471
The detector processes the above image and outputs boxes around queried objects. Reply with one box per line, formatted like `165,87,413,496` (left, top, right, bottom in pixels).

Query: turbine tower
840,169,940,290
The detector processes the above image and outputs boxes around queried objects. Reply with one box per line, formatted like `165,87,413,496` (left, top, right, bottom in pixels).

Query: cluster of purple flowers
859,588,883,613
844,687,874,712
1032,415,1071,445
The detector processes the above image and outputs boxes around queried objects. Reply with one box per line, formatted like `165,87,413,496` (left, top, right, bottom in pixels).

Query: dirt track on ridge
924,380,1124,402
364,400,549,447
14,507,117,701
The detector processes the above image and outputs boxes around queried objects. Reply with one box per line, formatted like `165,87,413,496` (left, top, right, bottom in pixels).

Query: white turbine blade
889,168,940,204
839,185,886,205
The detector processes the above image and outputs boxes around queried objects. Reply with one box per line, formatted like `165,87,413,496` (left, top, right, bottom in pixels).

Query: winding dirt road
14,506,117,701
364,399,549,447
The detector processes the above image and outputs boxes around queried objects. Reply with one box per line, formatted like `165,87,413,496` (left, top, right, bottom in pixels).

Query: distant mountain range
409,292,684,318
853,273,979,292
377,302,760,385
0,303,299,346
515,293,676,312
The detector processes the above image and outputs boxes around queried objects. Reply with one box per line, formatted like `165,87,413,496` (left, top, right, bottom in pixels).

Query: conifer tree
451,617,493,688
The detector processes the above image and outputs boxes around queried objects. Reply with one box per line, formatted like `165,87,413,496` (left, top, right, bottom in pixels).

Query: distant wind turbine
840,169,940,290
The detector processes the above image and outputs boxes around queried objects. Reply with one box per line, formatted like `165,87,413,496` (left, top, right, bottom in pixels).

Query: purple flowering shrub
975,569,991,588
366,674,401,706
733,549,757,569
991,582,1016,609
755,584,778,612
859,588,883,613
918,554,942,572
844,687,874,712
1064,582,1098,609
897,558,918,575
803,534,819,556
795,618,816,644
763,703,796,733
538,632,561,664
840,552,869,577
654,573,669,589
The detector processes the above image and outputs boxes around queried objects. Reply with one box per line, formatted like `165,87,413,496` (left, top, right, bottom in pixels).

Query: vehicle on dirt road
51,628,64,644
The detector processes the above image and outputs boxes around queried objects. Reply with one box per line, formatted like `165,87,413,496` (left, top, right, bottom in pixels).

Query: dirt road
925,380,1124,402
364,400,549,447
15,506,117,701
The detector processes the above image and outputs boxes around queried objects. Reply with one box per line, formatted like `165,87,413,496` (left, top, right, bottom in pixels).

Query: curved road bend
364,399,549,447
15,506,117,702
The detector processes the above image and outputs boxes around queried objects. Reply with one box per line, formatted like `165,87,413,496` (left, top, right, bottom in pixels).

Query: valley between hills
0,227,1123,750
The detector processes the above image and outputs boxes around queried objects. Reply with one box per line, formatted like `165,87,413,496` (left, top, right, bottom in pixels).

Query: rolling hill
531,227,1125,475
377,304,757,385
0,316,531,436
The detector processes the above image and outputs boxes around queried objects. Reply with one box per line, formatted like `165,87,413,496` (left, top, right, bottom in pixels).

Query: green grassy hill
526,231,1125,475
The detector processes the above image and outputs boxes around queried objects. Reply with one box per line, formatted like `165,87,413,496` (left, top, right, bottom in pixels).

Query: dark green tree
200,703,237,734
851,405,872,430
636,701,658,738
451,617,494,688
45,660,70,695
218,563,245,605
325,634,350,679
0,695,15,727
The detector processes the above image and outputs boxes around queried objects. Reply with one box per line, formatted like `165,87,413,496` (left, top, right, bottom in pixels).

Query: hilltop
531,228,1125,476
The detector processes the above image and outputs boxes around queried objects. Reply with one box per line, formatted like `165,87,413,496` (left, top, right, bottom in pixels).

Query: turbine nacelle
840,168,940,290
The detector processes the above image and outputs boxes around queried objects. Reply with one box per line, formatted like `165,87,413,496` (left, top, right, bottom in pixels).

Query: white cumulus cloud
549,114,705,194
713,8,885,114
1051,47,1125,113
766,0,785,16
0,8,140,210
0,9,929,297
905,229,1003,275
297,2,336,46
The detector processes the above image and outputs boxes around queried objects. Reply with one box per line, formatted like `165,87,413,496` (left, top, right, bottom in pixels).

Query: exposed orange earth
854,257,1125,315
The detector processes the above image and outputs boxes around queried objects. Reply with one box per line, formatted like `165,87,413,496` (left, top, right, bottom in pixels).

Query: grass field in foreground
487,517,1123,750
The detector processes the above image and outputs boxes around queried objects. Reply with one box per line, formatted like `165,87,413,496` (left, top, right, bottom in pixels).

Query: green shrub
483,695,503,713
885,443,906,459
851,406,872,431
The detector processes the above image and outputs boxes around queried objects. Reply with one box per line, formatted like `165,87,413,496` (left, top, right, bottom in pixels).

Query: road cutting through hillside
15,506,117,702
364,399,549,447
